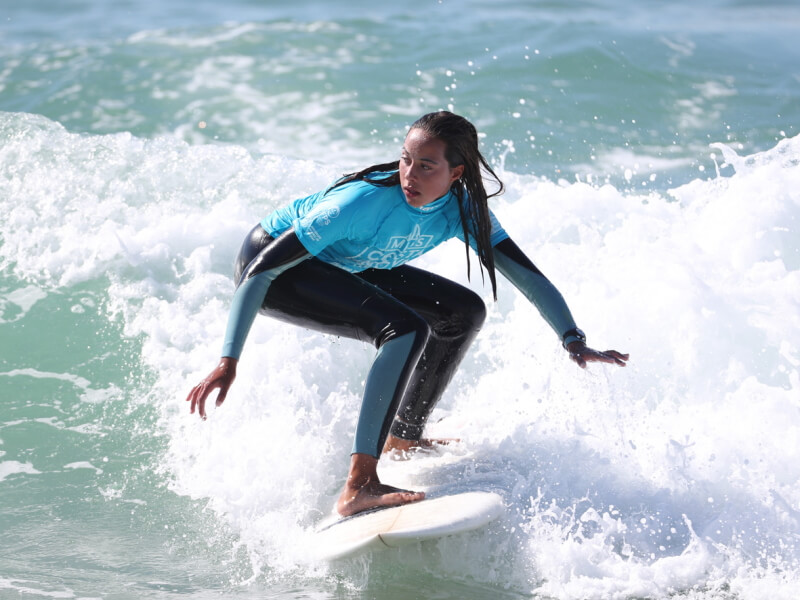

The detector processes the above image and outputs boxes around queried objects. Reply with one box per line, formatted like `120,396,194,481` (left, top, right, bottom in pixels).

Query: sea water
1,1,799,598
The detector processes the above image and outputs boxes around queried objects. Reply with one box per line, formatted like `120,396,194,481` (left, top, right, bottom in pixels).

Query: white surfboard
314,491,504,561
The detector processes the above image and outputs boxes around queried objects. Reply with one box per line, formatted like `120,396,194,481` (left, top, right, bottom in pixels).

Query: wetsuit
224,174,580,457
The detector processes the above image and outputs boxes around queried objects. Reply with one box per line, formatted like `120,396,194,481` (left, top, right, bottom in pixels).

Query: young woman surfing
185,111,628,517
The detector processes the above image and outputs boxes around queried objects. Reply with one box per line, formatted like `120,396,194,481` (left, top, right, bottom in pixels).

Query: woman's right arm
185,228,311,418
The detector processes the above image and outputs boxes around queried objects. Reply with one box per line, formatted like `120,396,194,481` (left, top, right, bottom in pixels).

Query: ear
450,164,464,183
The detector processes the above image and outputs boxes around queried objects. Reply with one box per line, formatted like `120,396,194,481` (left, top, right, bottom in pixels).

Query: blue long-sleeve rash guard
221,176,578,359
262,175,508,271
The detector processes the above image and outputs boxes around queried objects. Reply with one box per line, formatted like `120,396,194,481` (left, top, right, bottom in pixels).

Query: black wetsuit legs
234,225,486,450
355,267,486,441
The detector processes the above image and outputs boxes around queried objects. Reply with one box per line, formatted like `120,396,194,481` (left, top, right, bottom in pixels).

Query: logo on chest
385,225,434,253
350,225,436,269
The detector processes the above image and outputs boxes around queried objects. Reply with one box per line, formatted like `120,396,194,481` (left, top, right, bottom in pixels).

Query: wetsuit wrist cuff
562,327,586,349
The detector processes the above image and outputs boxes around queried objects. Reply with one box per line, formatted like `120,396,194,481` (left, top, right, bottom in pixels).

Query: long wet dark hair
329,111,505,299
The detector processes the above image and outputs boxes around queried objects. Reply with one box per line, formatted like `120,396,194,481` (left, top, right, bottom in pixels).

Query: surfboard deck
314,491,504,561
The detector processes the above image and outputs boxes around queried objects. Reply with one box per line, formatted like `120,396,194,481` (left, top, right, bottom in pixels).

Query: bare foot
336,453,425,517
382,433,460,454
337,479,425,517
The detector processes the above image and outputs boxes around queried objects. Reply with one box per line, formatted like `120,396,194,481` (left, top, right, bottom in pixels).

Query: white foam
0,284,47,324
0,577,76,599
128,22,265,48
0,368,91,390
0,461,41,482
63,461,104,474
1,112,798,597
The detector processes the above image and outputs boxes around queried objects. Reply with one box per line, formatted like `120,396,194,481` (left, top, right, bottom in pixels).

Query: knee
435,289,485,338
462,289,487,331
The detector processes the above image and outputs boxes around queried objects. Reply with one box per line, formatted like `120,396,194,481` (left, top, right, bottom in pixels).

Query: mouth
403,186,420,199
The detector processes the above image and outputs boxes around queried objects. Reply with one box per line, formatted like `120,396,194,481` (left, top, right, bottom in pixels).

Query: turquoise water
1,1,799,598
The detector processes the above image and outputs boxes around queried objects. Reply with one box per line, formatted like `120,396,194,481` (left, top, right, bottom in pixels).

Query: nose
406,161,421,182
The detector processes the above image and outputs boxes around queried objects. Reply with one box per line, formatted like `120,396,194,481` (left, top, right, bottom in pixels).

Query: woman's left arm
493,237,628,369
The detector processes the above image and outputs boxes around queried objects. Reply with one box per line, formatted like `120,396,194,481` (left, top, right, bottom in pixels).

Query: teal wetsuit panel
221,254,309,359
353,331,417,456
493,249,577,341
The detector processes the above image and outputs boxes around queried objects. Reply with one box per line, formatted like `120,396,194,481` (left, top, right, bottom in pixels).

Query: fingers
196,387,208,420
186,381,213,419
215,386,228,408
186,386,197,410
602,350,629,366
588,350,626,366
571,347,629,368
186,386,201,415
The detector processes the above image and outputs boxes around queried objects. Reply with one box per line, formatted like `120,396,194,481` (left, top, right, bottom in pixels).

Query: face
399,128,464,208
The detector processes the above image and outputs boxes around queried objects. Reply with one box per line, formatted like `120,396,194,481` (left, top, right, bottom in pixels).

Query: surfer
185,111,628,517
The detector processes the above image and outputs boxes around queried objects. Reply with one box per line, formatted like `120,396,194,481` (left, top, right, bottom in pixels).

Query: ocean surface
2,0,799,598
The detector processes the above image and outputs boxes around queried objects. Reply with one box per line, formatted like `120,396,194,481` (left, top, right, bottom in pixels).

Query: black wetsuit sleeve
493,237,578,342
221,229,311,359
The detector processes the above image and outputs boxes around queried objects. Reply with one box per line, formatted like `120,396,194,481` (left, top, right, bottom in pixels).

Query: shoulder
320,178,400,219
325,177,392,202
300,180,398,236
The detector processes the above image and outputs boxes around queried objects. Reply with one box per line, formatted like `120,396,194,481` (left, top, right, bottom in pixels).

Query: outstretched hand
566,342,628,369
185,357,238,419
